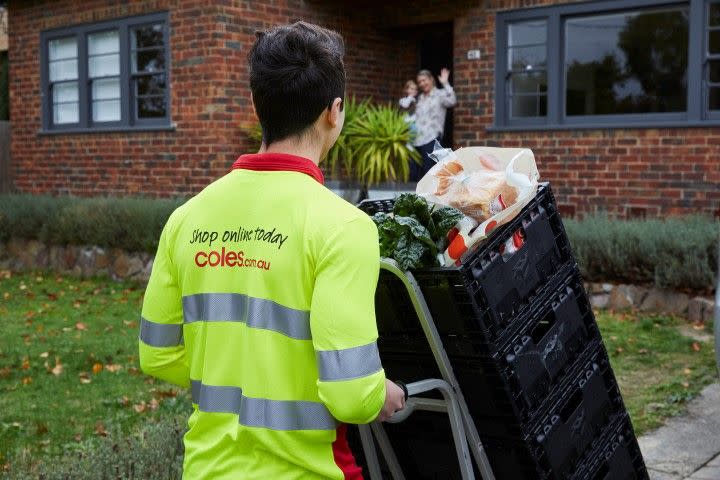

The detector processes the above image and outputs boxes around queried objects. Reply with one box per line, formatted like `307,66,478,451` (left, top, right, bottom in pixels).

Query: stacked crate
354,183,648,479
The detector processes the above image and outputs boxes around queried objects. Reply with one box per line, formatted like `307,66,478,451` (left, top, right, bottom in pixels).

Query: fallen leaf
22,376,33,385
74,433,82,442
692,323,705,331
692,342,701,352
149,398,160,410
94,421,107,437
75,322,87,331
92,363,103,374
638,348,649,354
120,395,130,406
133,401,147,413
683,368,692,375
78,372,91,384
682,382,690,388
0,367,11,378
105,364,122,373
615,347,624,354
128,367,140,376
24,311,35,320
610,336,618,341
51,358,63,376
21,358,30,370
47,293,58,301
123,320,138,328
35,422,48,435
39,352,49,358
19,284,27,291
80,378,91,384
62,327,72,333
2,292,9,300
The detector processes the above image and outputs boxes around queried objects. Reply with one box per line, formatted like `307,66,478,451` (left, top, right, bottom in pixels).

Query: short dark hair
248,22,346,145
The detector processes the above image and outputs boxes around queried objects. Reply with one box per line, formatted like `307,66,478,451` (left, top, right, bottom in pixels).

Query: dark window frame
40,11,172,133
494,0,712,130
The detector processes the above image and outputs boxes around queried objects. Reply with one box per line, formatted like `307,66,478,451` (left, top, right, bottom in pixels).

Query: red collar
231,153,324,185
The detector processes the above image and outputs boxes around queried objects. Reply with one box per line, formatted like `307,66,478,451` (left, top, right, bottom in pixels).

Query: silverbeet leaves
372,194,464,270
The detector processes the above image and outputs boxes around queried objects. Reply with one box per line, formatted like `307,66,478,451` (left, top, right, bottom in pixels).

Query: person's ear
327,97,343,129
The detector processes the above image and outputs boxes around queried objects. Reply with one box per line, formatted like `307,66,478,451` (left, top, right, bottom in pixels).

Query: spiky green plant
343,103,421,186
324,96,370,179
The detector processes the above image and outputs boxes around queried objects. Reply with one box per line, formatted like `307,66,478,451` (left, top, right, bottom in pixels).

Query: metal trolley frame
359,258,497,480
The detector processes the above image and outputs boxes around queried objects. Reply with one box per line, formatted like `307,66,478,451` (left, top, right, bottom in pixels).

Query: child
399,80,418,146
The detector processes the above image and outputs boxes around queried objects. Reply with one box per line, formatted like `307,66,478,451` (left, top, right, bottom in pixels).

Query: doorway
417,22,454,147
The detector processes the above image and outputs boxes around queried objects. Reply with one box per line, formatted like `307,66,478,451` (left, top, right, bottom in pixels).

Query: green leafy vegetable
372,194,464,270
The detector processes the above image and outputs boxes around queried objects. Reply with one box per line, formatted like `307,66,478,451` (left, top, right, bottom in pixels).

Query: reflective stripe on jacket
139,152,386,479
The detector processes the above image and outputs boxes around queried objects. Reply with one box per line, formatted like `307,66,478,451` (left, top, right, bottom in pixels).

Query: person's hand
439,68,451,86
378,379,406,422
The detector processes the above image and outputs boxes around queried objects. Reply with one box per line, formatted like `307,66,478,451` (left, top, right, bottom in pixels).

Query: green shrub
0,195,185,253
565,214,719,291
6,416,185,480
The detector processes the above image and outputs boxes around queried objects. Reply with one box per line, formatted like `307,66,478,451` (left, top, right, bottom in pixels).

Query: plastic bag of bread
416,144,539,266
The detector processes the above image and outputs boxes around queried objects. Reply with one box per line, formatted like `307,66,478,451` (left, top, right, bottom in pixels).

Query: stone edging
0,239,153,282
585,282,715,324
1,239,716,322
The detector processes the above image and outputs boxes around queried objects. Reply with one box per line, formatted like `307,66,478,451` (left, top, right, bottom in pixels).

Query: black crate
569,414,648,480
481,346,626,479
378,267,602,427
368,183,576,350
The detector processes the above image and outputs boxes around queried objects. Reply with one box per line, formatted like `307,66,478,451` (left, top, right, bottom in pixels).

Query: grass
596,310,717,435
0,271,191,474
0,271,716,473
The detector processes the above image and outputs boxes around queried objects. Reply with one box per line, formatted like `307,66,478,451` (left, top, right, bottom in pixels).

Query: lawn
0,271,190,474
0,271,716,475
596,310,717,435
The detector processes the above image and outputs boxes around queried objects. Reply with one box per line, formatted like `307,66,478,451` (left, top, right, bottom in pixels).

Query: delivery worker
138,21,406,479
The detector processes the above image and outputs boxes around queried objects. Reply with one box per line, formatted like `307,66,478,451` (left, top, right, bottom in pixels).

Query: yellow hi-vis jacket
139,152,386,479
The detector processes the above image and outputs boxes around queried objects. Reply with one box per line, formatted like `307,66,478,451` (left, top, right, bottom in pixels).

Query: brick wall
8,0,401,197
8,0,720,217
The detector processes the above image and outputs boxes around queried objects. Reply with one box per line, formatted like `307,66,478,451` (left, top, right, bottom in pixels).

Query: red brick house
7,0,720,217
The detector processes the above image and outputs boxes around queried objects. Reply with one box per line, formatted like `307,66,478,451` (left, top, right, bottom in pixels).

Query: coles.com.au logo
194,248,271,271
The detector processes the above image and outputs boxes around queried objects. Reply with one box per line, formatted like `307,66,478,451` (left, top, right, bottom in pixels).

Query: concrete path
639,383,720,479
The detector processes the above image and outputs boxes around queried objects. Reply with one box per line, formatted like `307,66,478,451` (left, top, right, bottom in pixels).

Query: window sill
38,124,177,135
487,120,720,133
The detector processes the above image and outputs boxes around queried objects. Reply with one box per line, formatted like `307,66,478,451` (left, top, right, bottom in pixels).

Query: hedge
564,214,718,292
0,195,185,253
0,194,718,291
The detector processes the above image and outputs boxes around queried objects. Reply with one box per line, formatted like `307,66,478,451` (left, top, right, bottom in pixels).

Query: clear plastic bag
416,143,540,265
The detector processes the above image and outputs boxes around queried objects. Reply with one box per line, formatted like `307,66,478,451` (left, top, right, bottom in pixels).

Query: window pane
710,60,720,83
49,59,78,81
511,95,547,118
509,21,546,46
710,30,720,54
135,74,166,96
132,24,164,48
88,30,119,55
88,53,120,77
511,71,547,94
92,78,120,100
509,46,546,71
137,96,166,118
132,50,165,73
54,102,79,124
53,82,79,103
565,7,689,116
710,87,720,110
49,37,77,61
710,2,720,26
93,99,121,122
